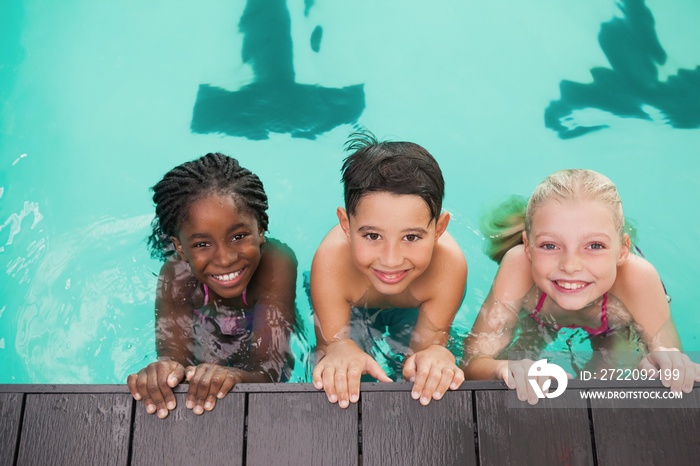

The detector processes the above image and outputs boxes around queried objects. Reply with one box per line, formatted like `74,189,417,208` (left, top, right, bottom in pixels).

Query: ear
617,233,631,265
522,231,532,261
337,207,351,239
170,236,188,263
434,211,450,240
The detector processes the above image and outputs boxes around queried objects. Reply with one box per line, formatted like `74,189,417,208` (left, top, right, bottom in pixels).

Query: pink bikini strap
242,288,248,307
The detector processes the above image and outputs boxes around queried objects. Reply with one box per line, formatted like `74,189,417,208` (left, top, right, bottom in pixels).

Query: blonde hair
481,169,626,263
525,169,624,238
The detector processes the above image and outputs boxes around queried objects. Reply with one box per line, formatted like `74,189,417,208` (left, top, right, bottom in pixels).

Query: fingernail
314,382,322,389
168,376,177,385
350,394,359,403
433,391,442,400
133,393,141,400
450,382,458,390
146,404,156,414
339,400,349,408
186,400,194,409
329,394,338,403
204,401,212,410
166,401,175,410
420,397,430,405
409,377,415,382
217,392,225,399
411,391,420,400
194,406,203,415
158,409,168,418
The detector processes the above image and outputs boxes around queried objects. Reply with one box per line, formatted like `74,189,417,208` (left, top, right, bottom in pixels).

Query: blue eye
589,242,605,250
541,243,557,250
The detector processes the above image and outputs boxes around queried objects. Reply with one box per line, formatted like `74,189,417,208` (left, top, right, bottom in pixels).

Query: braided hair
147,152,269,261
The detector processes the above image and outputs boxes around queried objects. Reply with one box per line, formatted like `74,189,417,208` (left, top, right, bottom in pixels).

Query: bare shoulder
260,237,298,270
156,255,199,312
434,231,467,268
612,253,664,303
310,224,360,299
491,245,535,302
311,225,354,273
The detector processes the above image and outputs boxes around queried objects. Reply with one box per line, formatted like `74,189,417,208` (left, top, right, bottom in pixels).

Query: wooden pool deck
1,381,699,465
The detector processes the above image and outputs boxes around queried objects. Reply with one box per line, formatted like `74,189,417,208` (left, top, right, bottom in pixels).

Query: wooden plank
131,392,245,466
475,390,594,466
16,393,131,466
591,389,700,464
361,390,476,466
246,392,358,465
0,393,23,466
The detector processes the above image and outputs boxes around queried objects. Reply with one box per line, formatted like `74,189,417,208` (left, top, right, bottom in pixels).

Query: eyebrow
534,232,613,241
186,223,250,240
357,226,429,235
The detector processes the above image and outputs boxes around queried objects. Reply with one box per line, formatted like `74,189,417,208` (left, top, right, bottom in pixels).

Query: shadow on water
545,0,700,139
191,0,365,140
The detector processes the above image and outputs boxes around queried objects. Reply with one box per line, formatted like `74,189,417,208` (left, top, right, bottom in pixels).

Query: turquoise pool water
2,0,699,383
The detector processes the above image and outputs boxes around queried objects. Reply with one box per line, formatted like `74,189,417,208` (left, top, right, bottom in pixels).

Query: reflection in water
546,0,700,139
191,0,365,140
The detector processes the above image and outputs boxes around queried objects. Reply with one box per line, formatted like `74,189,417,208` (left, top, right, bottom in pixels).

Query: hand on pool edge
312,339,392,409
127,360,186,419
403,345,464,406
184,364,242,415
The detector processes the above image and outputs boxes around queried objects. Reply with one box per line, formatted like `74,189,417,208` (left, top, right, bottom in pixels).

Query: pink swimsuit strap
530,292,609,337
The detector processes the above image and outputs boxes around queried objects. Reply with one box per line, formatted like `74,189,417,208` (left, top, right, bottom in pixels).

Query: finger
450,367,465,391
203,369,229,411
510,364,529,402
420,367,444,406
411,364,431,404
126,373,141,400
432,367,457,401
186,365,206,412
321,367,338,404
312,363,325,390
364,358,392,383
334,367,350,409
402,355,417,382
193,365,216,415
145,364,169,418
347,363,362,405
217,370,239,400
168,364,185,388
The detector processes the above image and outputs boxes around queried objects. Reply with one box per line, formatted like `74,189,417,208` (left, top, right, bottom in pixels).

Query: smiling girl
127,153,297,418
463,169,699,404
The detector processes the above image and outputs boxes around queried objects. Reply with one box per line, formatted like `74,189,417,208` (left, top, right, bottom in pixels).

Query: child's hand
498,359,548,405
313,339,392,409
126,360,186,419
403,345,465,406
639,347,700,393
184,363,242,415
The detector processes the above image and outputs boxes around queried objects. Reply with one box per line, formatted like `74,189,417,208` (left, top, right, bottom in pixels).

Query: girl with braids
127,153,297,418
462,169,699,404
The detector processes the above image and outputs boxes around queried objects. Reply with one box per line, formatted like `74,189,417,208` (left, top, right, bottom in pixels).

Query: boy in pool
311,132,467,408
463,169,699,404
127,153,297,418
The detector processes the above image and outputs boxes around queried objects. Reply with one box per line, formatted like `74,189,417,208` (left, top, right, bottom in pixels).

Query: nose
379,241,403,268
560,249,582,274
215,244,239,267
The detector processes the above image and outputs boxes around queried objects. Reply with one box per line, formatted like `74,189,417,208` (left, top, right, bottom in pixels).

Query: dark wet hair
341,130,444,221
147,152,268,261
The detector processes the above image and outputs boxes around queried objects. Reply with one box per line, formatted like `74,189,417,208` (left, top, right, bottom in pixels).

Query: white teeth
213,270,242,281
557,281,586,290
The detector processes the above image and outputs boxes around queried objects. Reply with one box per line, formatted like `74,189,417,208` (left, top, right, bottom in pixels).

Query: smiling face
338,192,448,296
171,193,265,300
524,198,630,311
